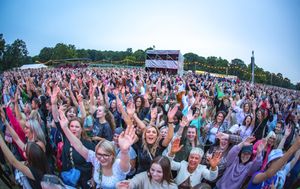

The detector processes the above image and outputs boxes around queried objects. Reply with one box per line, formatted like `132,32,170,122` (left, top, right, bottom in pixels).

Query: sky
1,0,300,83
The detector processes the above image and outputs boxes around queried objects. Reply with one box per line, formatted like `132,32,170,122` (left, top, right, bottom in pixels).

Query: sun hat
267,149,283,165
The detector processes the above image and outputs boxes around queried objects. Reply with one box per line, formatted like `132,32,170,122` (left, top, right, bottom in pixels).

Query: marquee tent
19,64,48,70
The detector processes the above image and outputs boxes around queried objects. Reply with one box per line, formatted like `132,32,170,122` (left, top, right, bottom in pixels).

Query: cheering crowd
0,67,299,189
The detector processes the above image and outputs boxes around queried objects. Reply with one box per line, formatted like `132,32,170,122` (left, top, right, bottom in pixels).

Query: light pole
251,51,255,85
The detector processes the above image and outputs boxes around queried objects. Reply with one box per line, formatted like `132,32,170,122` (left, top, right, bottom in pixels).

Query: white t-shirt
87,150,129,189
239,125,254,141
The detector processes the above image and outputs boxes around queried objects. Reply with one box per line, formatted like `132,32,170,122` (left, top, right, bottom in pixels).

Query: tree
133,49,145,62
0,34,6,71
296,82,300,90
52,43,77,60
184,53,200,63
2,39,29,69
231,58,247,68
0,34,5,59
39,47,54,62
126,48,133,54
76,49,89,58
87,49,97,61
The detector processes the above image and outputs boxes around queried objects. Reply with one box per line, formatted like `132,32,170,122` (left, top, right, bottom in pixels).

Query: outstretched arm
0,107,25,151
0,134,34,180
162,105,178,147
118,125,136,172
277,124,291,150
252,136,300,184
58,108,89,160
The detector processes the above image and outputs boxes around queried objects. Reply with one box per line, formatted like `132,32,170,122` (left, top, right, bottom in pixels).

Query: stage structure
145,50,184,76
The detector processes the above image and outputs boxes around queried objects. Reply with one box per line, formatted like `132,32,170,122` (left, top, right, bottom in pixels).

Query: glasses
96,153,111,159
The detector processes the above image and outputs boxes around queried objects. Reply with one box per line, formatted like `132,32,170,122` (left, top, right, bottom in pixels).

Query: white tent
19,64,48,70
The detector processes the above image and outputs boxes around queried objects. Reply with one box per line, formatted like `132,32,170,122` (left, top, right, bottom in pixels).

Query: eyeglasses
96,153,111,159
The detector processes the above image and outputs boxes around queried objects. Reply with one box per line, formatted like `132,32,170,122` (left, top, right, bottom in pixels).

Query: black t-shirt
28,166,44,189
93,119,113,141
55,121,95,189
133,138,166,174
62,139,95,174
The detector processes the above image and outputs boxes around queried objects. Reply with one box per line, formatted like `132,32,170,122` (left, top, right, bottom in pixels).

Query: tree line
0,33,299,90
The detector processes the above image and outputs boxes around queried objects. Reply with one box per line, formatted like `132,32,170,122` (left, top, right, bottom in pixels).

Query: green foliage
39,47,54,62
133,49,146,62
1,38,29,70
52,43,77,60
0,34,5,58
296,83,300,90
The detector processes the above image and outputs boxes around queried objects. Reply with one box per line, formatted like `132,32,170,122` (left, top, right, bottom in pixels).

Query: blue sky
1,0,300,83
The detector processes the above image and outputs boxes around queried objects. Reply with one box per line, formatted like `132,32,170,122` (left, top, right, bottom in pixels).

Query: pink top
6,107,26,159
253,139,272,171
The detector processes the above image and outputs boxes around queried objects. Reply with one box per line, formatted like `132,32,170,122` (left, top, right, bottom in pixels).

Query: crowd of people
0,67,299,189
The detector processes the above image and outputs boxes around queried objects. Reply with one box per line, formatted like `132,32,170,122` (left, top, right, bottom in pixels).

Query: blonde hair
266,131,276,140
95,139,116,163
29,110,42,125
142,126,160,157
27,119,46,146
83,99,91,116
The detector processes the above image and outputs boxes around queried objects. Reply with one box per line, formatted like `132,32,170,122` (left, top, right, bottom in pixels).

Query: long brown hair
68,117,90,141
147,156,174,184
26,142,49,174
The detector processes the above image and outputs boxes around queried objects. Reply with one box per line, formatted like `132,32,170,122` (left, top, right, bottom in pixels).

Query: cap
114,127,124,135
267,149,283,165
241,145,253,154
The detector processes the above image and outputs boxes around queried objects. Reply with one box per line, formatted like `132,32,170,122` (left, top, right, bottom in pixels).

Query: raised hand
216,132,229,140
170,137,183,155
58,108,69,128
113,88,120,97
168,104,179,122
116,98,124,111
76,93,83,103
257,139,267,154
104,84,110,94
151,107,158,120
121,87,126,95
126,102,135,117
118,125,136,152
14,87,20,100
244,136,256,146
208,151,222,169
284,124,292,137
179,116,189,127
50,84,60,104
186,109,194,122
